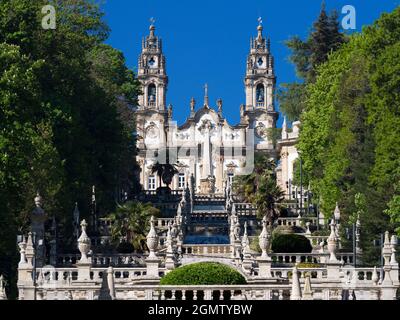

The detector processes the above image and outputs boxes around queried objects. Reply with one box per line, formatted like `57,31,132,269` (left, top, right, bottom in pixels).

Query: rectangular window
178,173,185,189
148,176,156,190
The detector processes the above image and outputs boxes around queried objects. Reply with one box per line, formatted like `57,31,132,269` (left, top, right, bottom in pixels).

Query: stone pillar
389,235,399,286
380,232,397,300
302,275,313,300
290,266,301,300
165,223,176,272
17,237,34,300
327,220,341,280
146,216,160,278
107,267,116,300
203,126,212,177
241,222,253,273
77,220,92,281
258,216,272,278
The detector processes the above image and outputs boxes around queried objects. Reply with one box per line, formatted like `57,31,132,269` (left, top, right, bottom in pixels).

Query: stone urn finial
327,219,338,262
146,216,159,259
77,219,91,263
18,239,27,266
259,215,271,258
305,222,311,235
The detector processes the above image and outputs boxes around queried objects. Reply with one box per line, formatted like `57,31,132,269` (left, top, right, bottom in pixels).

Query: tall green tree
0,42,64,298
277,4,345,121
297,7,400,264
0,0,141,297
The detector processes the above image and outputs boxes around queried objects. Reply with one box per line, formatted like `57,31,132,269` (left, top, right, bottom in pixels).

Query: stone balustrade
57,253,147,267
341,267,383,283
149,285,291,300
306,235,329,246
182,244,232,256
155,218,175,229
268,267,327,280
90,267,163,281
235,203,257,216
270,253,324,265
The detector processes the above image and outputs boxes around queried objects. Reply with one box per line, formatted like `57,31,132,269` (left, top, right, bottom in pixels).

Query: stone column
258,216,272,278
77,220,92,281
146,216,160,278
302,276,313,300
17,236,34,300
165,223,176,272
203,125,212,178
107,267,116,300
379,232,398,300
327,220,341,280
242,222,253,274
290,266,301,300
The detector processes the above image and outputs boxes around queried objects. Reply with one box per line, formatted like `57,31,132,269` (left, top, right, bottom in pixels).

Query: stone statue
168,104,173,118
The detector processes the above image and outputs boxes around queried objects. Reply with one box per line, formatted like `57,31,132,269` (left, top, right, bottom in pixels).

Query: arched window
256,83,265,106
148,83,156,106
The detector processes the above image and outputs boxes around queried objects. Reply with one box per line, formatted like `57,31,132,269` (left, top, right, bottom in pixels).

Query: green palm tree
107,201,160,252
233,154,284,222
151,162,178,188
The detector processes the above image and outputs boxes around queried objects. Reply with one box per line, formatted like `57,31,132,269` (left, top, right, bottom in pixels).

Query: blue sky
102,0,399,127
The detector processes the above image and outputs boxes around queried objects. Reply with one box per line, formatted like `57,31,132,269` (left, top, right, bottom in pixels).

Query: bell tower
244,18,275,111
137,20,168,111
242,18,278,156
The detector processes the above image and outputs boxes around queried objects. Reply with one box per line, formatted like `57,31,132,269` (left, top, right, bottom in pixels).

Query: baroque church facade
135,22,288,195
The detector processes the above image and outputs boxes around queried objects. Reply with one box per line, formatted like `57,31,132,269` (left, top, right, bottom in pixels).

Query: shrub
159,262,247,285
271,234,312,253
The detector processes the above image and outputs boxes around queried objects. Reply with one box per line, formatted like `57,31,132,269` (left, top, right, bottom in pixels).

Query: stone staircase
184,194,230,244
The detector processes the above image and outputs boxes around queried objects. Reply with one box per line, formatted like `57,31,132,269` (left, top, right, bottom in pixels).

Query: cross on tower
150,17,156,25
258,17,263,25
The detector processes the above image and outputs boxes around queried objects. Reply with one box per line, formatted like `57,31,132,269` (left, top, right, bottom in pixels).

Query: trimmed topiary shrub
159,262,247,285
271,234,312,253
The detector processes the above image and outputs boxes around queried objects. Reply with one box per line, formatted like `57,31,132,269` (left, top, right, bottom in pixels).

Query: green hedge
159,262,247,285
271,234,312,253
